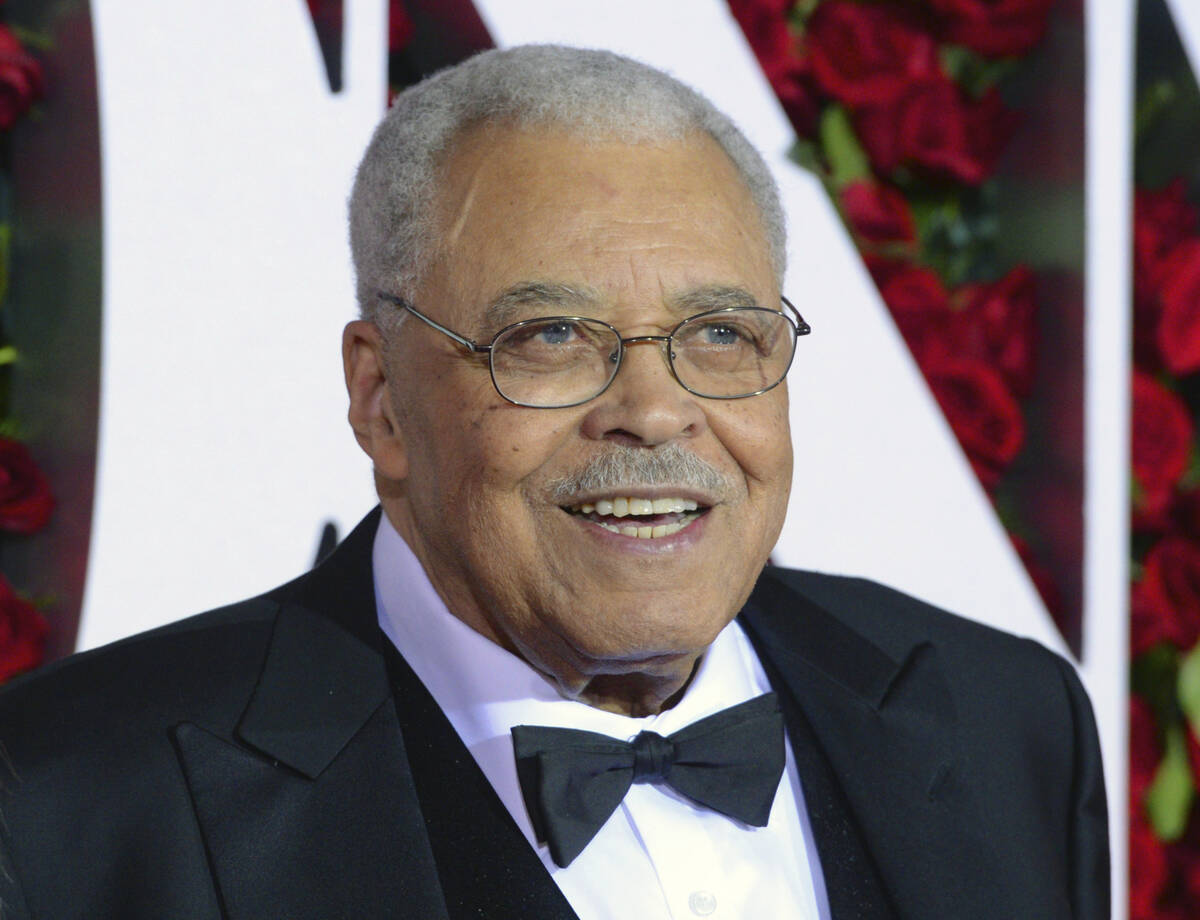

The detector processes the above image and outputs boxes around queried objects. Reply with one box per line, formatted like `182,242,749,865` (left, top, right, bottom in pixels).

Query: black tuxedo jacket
0,510,1108,919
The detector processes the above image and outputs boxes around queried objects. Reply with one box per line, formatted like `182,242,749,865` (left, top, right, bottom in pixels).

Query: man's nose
579,338,707,447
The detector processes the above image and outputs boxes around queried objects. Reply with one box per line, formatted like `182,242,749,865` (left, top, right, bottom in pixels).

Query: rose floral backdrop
0,12,50,682
1127,0,1200,913
726,0,1074,632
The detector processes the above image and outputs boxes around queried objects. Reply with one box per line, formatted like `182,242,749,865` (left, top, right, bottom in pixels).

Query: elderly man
0,46,1106,919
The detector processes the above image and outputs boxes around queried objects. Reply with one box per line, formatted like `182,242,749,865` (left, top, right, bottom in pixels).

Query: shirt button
688,890,717,916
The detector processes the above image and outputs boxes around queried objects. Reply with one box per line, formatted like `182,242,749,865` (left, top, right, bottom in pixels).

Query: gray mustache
545,444,730,501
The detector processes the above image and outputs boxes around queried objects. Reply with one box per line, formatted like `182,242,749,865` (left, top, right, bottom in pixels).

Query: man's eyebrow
668,286,763,315
483,282,603,328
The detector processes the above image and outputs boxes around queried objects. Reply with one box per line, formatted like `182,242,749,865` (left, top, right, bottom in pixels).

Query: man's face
357,126,793,712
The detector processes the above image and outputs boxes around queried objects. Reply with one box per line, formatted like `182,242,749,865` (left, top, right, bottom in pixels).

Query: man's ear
343,320,409,481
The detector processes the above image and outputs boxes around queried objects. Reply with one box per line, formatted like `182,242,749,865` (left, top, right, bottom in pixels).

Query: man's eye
535,322,579,345
701,323,745,346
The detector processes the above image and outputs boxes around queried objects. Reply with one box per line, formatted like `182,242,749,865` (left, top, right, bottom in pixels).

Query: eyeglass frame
376,291,812,409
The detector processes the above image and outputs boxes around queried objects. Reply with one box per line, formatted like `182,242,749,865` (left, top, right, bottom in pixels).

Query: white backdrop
77,3,1183,913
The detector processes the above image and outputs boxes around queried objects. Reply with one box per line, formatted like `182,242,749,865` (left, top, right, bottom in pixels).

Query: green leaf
938,44,1016,98
1179,642,1200,734
1181,447,1200,490
8,25,54,54
1135,80,1179,143
791,0,819,24
939,45,980,84
787,138,824,177
1145,722,1196,840
819,106,871,190
0,347,17,367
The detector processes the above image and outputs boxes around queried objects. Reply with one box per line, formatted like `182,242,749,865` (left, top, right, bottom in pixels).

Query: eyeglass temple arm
781,296,812,337
377,292,492,354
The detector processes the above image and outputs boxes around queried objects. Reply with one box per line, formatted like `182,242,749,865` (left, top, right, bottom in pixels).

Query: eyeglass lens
489,309,797,408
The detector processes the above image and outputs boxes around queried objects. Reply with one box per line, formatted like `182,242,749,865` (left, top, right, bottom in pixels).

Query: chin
568,608,733,669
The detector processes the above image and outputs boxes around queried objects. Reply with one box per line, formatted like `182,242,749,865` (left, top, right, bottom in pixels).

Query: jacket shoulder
751,566,1093,756
0,596,279,759
761,566,1054,662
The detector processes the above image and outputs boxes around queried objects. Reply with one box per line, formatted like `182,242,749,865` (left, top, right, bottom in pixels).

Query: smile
562,496,707,539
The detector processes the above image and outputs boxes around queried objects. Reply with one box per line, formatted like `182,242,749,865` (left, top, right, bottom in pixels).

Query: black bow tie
511,692,786,868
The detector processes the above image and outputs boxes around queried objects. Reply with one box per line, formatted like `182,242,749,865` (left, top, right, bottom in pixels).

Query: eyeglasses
377,292,811,409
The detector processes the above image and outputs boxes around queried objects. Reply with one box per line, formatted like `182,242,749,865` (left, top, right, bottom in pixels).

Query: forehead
421,125,777,327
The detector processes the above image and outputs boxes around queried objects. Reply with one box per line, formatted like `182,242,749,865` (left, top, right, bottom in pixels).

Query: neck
556,661,701,717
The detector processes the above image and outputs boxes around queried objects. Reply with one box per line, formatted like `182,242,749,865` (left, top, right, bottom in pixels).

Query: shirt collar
372,512,773,751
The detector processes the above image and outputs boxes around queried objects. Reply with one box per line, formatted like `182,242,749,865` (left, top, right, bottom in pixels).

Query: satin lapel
384,643,580,920
740,572,1019,920
172,511,451,920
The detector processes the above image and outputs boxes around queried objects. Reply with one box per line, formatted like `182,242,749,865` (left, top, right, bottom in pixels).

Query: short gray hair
349,44,787,327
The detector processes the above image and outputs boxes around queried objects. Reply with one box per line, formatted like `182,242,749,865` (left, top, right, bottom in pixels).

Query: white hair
349,44,787,328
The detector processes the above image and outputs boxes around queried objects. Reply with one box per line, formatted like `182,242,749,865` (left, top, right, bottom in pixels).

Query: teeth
571,496,702,516
593,516,696,539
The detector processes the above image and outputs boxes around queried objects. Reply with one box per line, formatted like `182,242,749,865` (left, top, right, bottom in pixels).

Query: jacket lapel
172,511,452,920
383,642,580,920
740,571,1020,920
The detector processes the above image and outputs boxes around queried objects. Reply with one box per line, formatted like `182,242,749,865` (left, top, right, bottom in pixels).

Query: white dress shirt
373,514,831,920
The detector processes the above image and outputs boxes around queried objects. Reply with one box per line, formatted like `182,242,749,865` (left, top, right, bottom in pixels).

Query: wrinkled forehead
420,124,777,328
430,120,761,226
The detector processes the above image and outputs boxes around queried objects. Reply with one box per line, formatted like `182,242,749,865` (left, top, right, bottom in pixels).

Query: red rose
956,265,1037,398
1129,696,1170,919
388,0,414,52
863,254,909,289
1130,695,1160,804
1127,704,1200,920
1179,819,1200,911
855,79,1017,185
1132,537,1200,653
806,1,939,108
1171,488,1200,540
728,0,796,61
927,0,1055,58
840,179,917,244
879,265,955,363
1157,238,1200,375
1135,180,1197,303
770,54,823,139
0,575,46,683
1130,803,1171,920
0,438,53,534
1131,372,1193,531
1133,181,1198,369
729,0,822,137
0,26,42,131
923,355,1025,489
